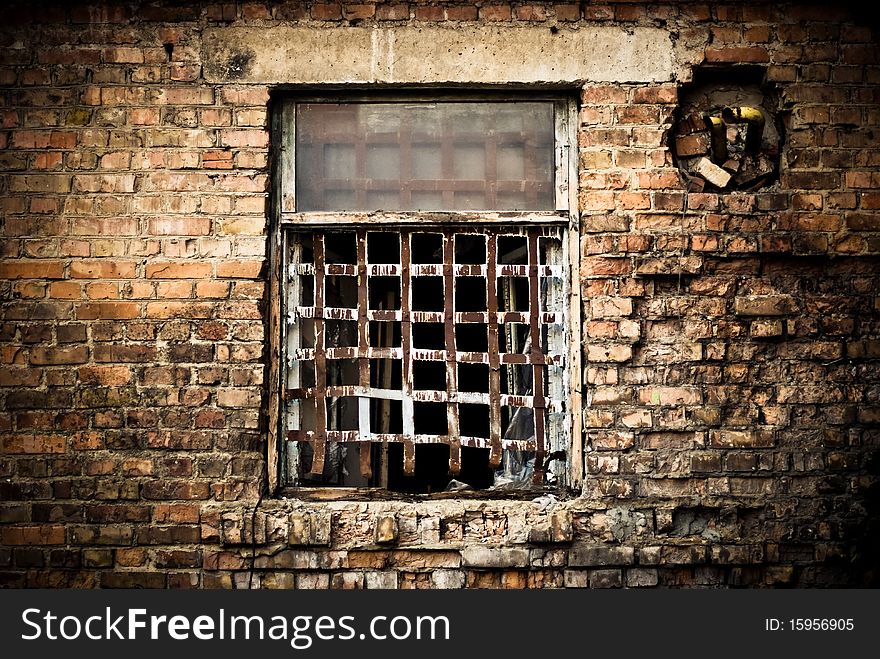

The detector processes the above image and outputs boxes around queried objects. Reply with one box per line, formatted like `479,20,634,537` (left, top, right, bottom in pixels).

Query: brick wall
1,1,878,588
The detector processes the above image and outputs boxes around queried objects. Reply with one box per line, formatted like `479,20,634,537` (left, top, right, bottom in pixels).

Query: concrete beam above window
202,25,675,85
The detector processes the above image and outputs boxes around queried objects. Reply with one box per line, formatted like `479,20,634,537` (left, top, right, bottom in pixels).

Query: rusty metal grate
284,226,567,488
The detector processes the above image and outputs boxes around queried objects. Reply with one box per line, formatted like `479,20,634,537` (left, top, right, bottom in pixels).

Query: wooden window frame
268,90,582,499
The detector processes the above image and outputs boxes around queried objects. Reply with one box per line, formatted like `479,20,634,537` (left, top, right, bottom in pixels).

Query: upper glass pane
295,102,555,212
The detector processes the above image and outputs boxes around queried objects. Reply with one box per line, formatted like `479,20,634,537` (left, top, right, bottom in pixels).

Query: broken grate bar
287,430,540,452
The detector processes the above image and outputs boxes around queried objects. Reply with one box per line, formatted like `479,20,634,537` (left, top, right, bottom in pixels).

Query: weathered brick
1,434,66,454
70,260,137,279
0,260,65,279
569,545,635,567
29,346,88,365
145,262,212,279
708,430,775,449
75,302,140,320
734,295,798,316
705,46,770,63
461,546,530,568
638,387,701,406
1,525,66,545
288,512,332,546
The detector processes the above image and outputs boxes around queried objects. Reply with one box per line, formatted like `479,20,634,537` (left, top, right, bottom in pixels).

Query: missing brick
671,66,784,192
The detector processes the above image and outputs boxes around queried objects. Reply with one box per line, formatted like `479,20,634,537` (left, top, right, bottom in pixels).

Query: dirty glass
295,102,555,211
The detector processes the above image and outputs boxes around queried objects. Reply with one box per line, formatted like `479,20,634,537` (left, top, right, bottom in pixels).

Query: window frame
268,89,582,498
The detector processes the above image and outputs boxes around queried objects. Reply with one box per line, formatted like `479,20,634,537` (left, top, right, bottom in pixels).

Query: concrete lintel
202,25,675,85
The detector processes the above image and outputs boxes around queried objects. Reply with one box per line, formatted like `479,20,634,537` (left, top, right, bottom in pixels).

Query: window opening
273,94,579,494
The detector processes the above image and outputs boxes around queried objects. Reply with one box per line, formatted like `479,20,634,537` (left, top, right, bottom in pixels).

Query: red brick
202,150,234,169
163,88,214,105
376,4,410,20
581,258,632,277
38,49,102,65
103,47,144,64
83,281,117,299
343,4,375,19
675,133,710,157
147,217,212,236
633,86,678,104
709,430,775,448
145,262,212,279
219,129,269,148
78,366,132,386
514,5,549,21
72,173,135,193
48,282,81,299
479,5,511,21
554,4,581,21
0,367,41,387
75,302,140,320
145,301,215,319
142,480,211,501
637,171,682,190
704,47,770,63
70,260,137,279
217,260,264,279
195,281,230,298
0,260,65,279
33,152,63,170
29,346,89,365
1,435,66,454
157,281,193,298
616,106,660,124
312,3,342,19
414,6,443,20
242,3,271,19
153,504,201,524
638,387,702,406
1,525,66,544
445,6,477,20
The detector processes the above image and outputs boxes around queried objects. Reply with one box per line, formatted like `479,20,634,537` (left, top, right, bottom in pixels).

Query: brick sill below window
276,485,574,502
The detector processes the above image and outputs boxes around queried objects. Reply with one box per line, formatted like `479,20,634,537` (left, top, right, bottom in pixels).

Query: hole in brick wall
672,66,783,192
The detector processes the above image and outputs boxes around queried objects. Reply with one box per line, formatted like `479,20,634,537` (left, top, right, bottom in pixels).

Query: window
269,93,581,495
